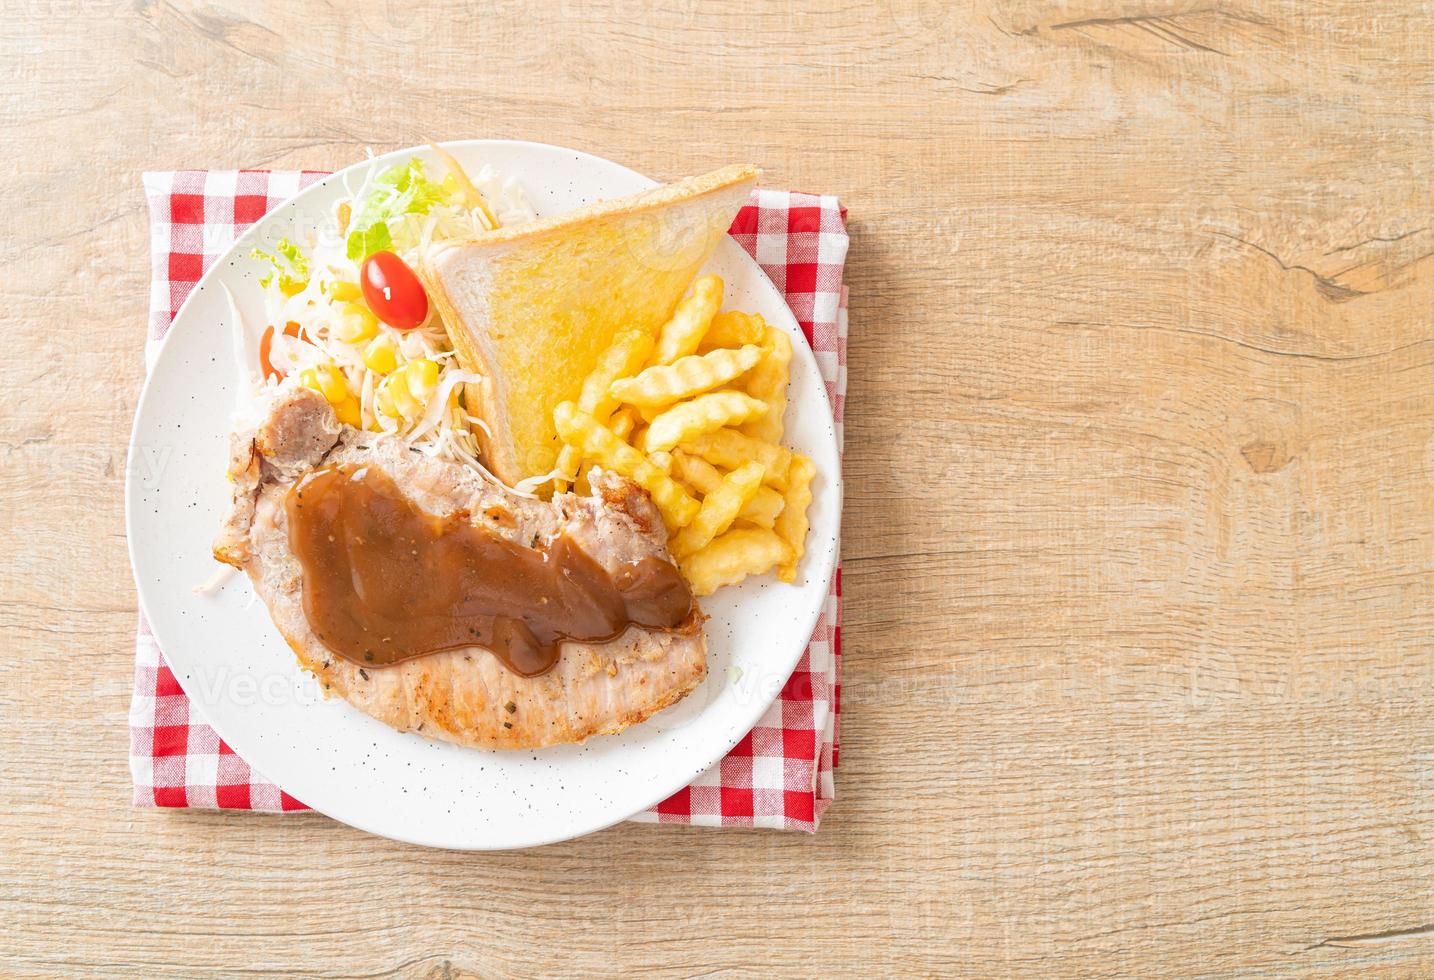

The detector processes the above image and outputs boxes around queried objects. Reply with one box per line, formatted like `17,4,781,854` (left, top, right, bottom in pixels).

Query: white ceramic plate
126,140,840,849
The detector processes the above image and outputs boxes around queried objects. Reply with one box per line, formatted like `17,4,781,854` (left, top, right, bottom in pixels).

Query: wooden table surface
5,1,1434,975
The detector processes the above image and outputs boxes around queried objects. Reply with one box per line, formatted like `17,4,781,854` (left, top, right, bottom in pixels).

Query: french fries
644,391,768,454
670,461,765,560
582,330,656,420
609,344,763,408
653,274,722,364
741,326,793,444
552,402,699,529
550,273,814,594
774,454,815,582
669,450,785,528
681,527,791,597
665,447,724,494
683,427,792,488
699,310,766,352
609,405,640,440
554,330,655,489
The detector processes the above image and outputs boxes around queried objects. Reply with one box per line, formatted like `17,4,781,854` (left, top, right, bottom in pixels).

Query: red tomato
259,321,303,380
361,251,428,330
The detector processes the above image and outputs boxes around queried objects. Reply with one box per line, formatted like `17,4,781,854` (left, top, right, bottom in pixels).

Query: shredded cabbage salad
245,151,540,490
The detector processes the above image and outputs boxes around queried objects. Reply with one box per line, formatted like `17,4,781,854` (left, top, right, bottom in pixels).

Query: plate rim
125,139,841,849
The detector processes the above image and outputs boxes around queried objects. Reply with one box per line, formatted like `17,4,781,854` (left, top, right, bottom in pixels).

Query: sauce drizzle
285,464,694,676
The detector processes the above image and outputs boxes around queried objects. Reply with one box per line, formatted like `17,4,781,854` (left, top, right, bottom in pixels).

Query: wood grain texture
3,0,1433,975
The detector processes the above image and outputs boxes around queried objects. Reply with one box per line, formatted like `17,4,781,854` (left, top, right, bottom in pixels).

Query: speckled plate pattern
125,141,840,849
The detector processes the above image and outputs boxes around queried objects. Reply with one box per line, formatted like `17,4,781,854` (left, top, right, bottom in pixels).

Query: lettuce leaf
346,158,452,262
251,238,310,295
373,157,450,214
346,222,391,263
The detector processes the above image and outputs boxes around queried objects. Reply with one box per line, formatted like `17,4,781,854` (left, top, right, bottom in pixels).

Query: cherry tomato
360,250,428,330
259,321,303,380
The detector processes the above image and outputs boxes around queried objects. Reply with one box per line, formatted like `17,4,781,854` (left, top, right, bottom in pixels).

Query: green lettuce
346,158,453,262
251,238,310,295
347,222,391,262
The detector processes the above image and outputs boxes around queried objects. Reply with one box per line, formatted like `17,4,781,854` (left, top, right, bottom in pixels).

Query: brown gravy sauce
285,464,694,676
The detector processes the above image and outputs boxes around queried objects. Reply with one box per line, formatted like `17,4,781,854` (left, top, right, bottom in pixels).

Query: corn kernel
327,281,362,302
319,366,349,404
333,397,361,428
408,358,440,399
362,334,398,374
375,376,405,419
375,358,440,421
298,364,351,406
333,302,378,344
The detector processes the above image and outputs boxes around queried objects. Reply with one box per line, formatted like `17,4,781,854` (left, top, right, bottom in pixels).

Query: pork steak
214,385,707,750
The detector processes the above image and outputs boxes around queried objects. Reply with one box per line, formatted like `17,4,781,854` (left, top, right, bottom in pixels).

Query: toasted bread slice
424,163,759,485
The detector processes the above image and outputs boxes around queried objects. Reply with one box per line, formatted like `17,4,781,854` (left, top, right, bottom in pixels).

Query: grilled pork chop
215,385,707,749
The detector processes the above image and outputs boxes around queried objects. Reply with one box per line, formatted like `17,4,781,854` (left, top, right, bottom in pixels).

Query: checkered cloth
133,168,847,831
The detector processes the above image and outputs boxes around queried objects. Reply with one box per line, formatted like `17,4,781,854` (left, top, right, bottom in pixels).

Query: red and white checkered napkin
133,169,848,831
